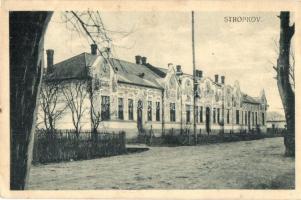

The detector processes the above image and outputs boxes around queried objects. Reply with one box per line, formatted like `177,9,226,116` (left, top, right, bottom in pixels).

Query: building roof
46,52,265,102
241,93,261,104
46,52,97,80
109,58,163,89
47,52,163,89
144,63,168,78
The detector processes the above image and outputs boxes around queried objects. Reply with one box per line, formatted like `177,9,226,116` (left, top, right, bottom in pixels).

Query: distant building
266,112,286,130
38,44,268,138
266,120,286,129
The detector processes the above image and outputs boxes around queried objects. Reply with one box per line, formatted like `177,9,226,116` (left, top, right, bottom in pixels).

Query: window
200,106,203,123
255,112,258,125
147,101,152,121
248,111,251,125
252,112,254,125
118,98,124,120
217,108,220,124
195,106,199,123
101,96,110,120
241,111,244,125
236,110,239,124
213,108,216,123
245,111,248,125
170,103,176,122
128,99,133,120
156,102,160,121
262,113,265,125
227,109,230,124
186,105,191,123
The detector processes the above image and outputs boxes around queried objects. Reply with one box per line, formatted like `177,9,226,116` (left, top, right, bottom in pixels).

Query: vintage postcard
0,0,300,199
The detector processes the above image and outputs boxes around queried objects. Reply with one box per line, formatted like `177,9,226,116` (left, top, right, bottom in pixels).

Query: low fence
32,129,126,164
267,128,286,135
137,128,284,146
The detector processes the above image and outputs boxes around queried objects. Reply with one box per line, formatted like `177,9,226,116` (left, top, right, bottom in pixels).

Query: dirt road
28,137,294,189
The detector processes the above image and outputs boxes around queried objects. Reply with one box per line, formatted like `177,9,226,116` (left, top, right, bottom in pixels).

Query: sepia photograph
3,1,298,197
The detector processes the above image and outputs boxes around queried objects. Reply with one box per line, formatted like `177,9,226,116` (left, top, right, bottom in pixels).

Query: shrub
32,129,126,164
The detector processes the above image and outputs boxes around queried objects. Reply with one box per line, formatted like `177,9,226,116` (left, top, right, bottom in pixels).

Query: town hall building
39,44,268,138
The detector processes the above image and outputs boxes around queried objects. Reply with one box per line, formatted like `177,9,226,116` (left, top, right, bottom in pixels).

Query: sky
44,11,289,114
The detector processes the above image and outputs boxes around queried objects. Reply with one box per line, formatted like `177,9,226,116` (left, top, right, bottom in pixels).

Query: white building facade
39,45,268,139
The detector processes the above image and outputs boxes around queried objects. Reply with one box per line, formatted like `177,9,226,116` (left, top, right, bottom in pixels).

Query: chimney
196,70,203,78
141,57,147,65
135,55,142,64
195,70,198,77
214,74,219,83
176,65,182,72
168,63,173,70
46,49,54,74
176,65,183,76
221,76,225,84
199,70,203,78
91,44,97,55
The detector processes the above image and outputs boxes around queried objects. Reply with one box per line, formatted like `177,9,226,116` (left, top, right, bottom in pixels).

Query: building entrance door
206,107,211,134
137,100,143,132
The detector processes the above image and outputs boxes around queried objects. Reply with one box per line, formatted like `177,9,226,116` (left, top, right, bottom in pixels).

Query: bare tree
87,79,102,134
61,11,132,134
271,38,295,90
274,11,295,157
39,80,67,133
62,80,89,136
10,10,125,189
61,11,113,58
61,11,134,66
289,49,295,90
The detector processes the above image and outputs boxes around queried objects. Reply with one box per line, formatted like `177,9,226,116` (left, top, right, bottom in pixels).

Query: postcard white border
0,0,300,199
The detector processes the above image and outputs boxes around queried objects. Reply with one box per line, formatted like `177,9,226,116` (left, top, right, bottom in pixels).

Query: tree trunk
49,115,54,134
276,12,295,157
10,12,53,190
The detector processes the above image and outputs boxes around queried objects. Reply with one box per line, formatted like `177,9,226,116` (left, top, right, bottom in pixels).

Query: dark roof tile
47,53,97,80
242,93,261,104
109,58,163,89
47,53,163,89
144,63,167,78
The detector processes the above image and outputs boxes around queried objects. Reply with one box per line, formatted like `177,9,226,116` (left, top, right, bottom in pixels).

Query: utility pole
232,94,234,134
221,87,225,135
192,11,197,144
